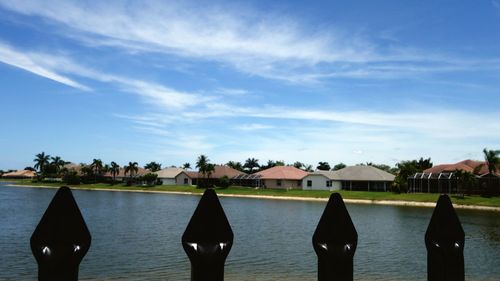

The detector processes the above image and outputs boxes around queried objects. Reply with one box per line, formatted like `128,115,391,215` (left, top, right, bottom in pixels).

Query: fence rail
31,186,464,281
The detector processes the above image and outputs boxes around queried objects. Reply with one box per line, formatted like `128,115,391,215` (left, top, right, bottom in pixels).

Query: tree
144,161,162,172
182,163,191,170
416,157,433,171
124,162,139,179
226,161,243,171
206,163,215,179
304,164,314,172
196,155,209,178
454,169,476,196
62,170,80,185
24,166,36,171
332,163,346,171
109,161,120,183
393,160,421,193
91,159,104,183
317,162,331,171
483,148,500,174
218,175,230,189
34,152,50,174
243,158,260,173
293,161,304,169
50,156,67,175
196,155,217,188
367,163,394,173
141,173,158,186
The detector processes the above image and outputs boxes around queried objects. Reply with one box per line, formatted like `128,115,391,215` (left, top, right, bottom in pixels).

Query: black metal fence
30,187,464,281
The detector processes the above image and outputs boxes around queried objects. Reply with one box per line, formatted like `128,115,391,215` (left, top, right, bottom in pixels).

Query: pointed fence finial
182,189,233,281
425,194,465,281
31,186,91,281
313,193,357,281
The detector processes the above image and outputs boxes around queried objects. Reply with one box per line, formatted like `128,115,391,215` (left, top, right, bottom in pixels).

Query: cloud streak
0,0,492,83
0,42,90,90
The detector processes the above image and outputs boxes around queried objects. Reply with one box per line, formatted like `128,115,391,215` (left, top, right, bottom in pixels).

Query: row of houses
151,164,395,191
2,162,395,191
5,158,497,194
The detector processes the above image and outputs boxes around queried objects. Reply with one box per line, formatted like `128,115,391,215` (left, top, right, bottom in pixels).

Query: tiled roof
316,166,395,181
255,166,308,180
424,159,492,175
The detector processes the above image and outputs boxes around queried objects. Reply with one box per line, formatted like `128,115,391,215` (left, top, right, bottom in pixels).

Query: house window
277,180,282,186
307,180,312,187
326,180,332,187
184,178,188,184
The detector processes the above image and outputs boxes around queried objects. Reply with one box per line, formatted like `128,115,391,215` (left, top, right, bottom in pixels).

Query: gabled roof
255,166,308,180
2,170,36,178
325,166,395,181
188,165,245,179
424,159,493,176
154,168,188,179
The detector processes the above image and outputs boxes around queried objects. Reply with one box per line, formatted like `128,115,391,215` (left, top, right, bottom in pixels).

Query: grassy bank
2,179,500,207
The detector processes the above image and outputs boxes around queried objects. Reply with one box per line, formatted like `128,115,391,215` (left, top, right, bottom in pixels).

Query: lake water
0,183,499,281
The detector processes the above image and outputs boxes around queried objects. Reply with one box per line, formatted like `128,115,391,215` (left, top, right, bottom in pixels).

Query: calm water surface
0,183,499,281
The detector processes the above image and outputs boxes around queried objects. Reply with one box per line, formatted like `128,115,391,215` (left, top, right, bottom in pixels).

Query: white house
302,171,341,191
154,168,192,185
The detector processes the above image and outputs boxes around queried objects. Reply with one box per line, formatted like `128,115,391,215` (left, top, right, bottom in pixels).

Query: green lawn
2,179,500,207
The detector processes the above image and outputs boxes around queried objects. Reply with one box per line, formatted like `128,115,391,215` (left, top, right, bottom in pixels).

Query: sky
1,0,500,170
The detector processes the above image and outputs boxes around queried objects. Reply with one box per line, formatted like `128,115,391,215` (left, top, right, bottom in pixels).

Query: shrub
218,175,230,189
141,173,158,186
62,171,80,185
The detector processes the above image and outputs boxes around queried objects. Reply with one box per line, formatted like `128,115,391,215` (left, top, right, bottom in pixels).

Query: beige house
315,166,395,191
255,166,309,189
154,168,192,185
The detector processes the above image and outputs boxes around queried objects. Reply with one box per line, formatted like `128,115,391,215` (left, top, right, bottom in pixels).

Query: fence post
425,194,464,281
182,189,233,281
313,193,357,281
31,186,91,281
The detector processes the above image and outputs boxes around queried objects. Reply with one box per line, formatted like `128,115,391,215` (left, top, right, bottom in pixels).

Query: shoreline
5,183,500,212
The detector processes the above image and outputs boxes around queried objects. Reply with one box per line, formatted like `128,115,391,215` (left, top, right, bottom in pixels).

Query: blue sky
1,0,500,170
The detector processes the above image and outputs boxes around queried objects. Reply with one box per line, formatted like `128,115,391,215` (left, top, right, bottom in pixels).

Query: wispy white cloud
0,0,490,83
0,41,210,110
0,42,90,90
237,123,275,131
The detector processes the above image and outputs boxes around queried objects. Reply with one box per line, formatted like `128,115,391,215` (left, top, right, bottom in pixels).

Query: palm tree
144,161,162,172
109,161,120,183
124,162,139,179
293,161,304,170
34,152,51,174
51,156,66,175
244,158,260,173
226,161,243,171
196,155,209,177
304,164,314,172
182,162,191,170
317,162,331,171
454,169,476,196
91,159,104,183
483,148,500,175
206,163,215,179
